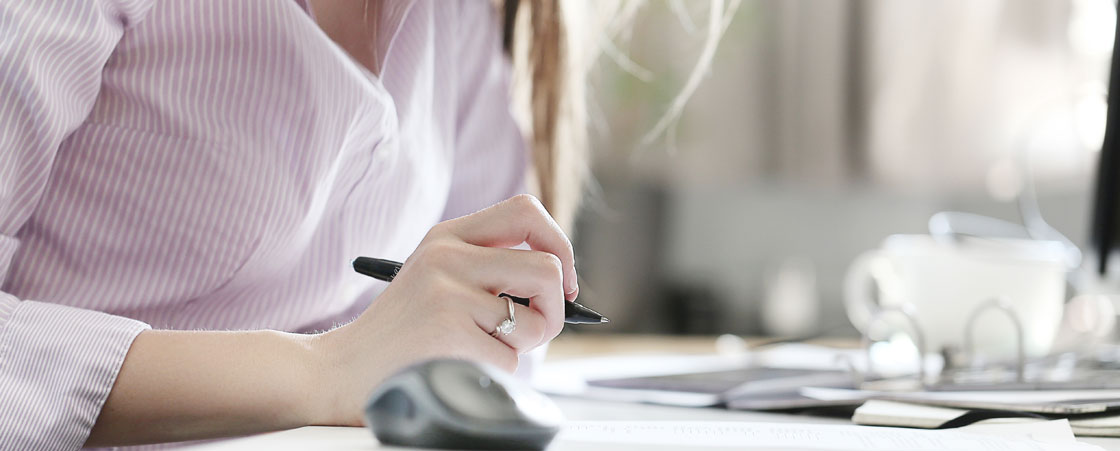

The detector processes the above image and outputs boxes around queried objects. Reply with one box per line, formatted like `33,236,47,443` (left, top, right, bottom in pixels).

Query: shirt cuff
0,294,150,450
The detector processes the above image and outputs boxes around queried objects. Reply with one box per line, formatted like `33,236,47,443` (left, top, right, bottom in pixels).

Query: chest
25,1,458,298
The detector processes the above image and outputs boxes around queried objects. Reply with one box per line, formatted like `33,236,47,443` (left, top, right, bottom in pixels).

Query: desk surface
186,334,1120,450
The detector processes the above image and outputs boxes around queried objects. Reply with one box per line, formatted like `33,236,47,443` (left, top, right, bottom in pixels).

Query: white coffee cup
843,234,1068,362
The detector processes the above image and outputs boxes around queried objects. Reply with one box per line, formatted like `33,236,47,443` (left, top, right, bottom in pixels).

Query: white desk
184,334,1120,450
186,397,1120,450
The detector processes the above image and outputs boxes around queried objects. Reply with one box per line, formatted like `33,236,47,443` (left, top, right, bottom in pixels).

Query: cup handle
843,250,890,334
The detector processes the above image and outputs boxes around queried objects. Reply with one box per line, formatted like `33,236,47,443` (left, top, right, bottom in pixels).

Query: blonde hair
501,0,740,232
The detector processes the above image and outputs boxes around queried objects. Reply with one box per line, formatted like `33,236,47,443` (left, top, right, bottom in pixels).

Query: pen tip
600,317,610,323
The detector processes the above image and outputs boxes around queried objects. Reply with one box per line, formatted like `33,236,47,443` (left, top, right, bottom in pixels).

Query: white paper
556,420,1102,451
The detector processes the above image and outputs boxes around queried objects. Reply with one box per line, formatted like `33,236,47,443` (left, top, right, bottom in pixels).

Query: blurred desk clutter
538,334,1120,446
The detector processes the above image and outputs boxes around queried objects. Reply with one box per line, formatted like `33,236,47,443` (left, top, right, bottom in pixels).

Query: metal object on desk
961,298,1026,383
855,296,1120,392
857,306,929,389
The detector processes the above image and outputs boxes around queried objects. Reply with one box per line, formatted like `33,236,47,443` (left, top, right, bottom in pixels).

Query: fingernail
566,279,578,296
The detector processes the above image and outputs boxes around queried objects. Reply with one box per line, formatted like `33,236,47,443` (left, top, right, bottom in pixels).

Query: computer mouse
364,358,564,450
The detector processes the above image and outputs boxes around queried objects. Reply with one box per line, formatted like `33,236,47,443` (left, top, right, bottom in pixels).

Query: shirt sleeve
0,1,154,449
441,0,530,221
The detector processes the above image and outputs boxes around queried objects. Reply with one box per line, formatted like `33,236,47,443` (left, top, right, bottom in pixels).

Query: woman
1,0,593,447
1,0,732,447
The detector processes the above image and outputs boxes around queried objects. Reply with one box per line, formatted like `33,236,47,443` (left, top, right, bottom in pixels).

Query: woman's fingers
400,237,565,339
442,247,566,340
465,327,520,373
442,194,579,300
468,294,549,354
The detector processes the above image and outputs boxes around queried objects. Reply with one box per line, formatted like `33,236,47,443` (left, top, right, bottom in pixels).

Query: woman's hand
310,194,579,425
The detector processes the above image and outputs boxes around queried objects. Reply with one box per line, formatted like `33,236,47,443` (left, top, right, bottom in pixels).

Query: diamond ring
491,296,517,337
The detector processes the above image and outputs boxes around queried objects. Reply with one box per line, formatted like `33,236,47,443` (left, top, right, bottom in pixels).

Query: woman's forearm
85,329,329,447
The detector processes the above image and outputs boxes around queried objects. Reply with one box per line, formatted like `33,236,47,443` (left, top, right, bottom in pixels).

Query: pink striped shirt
0,0,527,448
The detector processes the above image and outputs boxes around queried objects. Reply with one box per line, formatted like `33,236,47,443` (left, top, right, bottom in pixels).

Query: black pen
352,256,609,324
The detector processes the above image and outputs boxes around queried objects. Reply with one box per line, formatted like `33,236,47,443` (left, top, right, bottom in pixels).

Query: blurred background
571,0,1115,337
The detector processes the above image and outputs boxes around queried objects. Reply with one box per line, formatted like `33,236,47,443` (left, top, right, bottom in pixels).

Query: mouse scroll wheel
477,375,509,398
